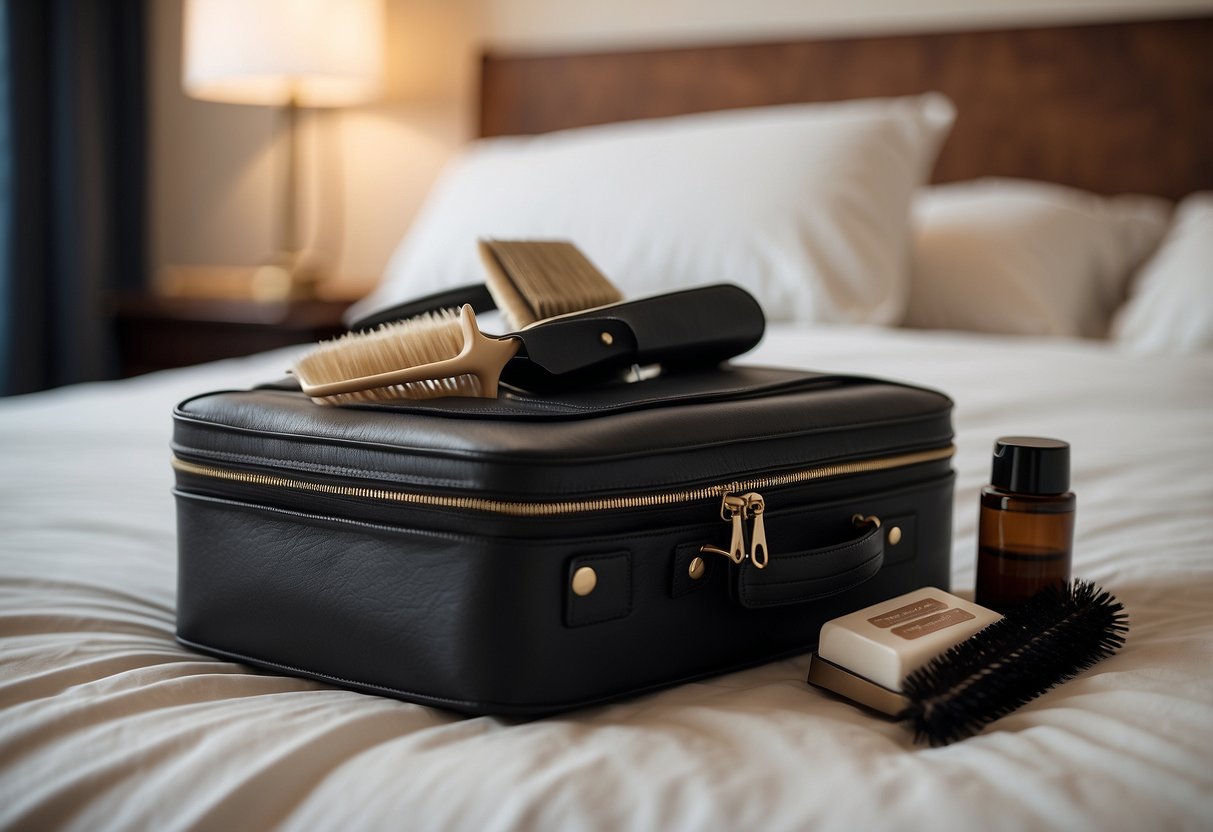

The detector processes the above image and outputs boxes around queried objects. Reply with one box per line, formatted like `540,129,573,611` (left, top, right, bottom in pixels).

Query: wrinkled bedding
2,325,1211,831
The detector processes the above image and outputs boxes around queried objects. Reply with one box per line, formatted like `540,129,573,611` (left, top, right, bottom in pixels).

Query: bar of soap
817,588,1001,692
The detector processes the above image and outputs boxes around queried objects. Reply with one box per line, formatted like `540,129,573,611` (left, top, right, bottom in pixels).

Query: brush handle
506,284,765,386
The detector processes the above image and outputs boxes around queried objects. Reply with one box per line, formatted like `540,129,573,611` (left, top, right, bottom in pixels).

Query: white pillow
904,179,1171,337
1110,193,1213,354
349,94,955,325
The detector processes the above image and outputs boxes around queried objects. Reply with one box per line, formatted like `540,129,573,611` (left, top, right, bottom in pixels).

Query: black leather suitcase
172,365,954,715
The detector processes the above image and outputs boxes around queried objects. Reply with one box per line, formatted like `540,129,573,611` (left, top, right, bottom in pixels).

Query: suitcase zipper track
171,445,954,518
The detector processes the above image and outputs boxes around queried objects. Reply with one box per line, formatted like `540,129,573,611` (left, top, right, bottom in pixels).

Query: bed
3,14,1212,831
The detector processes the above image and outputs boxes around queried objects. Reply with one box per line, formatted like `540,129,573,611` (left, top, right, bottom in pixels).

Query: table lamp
182,0,385,299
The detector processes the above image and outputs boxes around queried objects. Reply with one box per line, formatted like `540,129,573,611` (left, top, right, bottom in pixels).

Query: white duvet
2,325,1211,831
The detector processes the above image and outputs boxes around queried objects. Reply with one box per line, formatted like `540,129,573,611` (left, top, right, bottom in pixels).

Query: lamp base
252,249,329,302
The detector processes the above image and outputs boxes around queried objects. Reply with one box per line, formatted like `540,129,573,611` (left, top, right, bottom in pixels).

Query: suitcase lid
172,365,953,502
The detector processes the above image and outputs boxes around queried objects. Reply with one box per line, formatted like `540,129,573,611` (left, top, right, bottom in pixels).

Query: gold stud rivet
600,331,614,346
888,526,902,546
688,556,706,580
572,566,598,596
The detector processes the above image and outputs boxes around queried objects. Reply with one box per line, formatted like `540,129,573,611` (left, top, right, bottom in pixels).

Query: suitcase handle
732,515,885,609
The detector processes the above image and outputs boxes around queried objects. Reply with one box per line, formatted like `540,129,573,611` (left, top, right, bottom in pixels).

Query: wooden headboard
480,16,1213,201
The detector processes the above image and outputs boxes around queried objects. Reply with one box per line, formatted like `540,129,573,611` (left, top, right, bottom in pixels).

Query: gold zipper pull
723,494,747,563
742,492,769,569
701,493,771,568
700,493,748,564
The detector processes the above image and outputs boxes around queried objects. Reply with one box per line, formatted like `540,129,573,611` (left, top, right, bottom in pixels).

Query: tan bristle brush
292,284,766,405
293,305,519,404
479,240,623,328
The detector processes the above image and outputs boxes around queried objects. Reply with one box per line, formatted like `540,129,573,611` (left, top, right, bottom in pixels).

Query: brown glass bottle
974,437,1075,613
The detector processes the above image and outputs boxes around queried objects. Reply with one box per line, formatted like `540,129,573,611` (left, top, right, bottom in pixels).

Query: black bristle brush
899,580,1129,746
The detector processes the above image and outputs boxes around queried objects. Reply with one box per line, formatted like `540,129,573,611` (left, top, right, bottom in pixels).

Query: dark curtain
0,0,146,396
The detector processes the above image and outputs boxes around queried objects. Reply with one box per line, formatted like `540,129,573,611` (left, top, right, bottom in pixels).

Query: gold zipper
171,444,953,518
699,491,770,567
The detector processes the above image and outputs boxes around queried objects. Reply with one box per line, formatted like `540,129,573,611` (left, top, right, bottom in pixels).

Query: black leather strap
734,520,885,609
347,284,495,332
506,284,765,389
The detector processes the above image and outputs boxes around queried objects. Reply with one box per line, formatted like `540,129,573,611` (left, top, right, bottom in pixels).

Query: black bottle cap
991,436,1070,495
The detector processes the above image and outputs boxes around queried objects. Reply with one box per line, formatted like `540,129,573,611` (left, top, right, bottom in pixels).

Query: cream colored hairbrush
293,305,518,403
292,284,767,404
345,239,623,334
478,239,623,328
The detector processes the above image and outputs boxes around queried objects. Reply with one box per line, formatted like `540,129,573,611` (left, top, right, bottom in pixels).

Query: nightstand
113,294,352,377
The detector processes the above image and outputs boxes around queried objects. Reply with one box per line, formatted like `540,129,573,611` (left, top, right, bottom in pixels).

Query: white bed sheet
2,326,1211,831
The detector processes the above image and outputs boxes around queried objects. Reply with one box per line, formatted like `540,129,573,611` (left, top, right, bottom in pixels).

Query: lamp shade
183,0,385,107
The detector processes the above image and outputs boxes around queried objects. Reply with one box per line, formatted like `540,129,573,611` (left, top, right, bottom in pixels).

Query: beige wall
482,0,1213,49
149,0,1213,299
149,0,483,299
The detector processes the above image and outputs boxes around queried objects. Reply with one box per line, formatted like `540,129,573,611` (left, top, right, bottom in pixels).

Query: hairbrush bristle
480,240,623,328
900,580,1128,746
293,309,480,404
